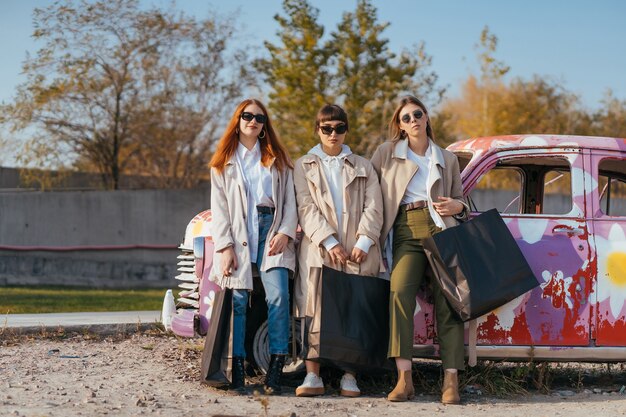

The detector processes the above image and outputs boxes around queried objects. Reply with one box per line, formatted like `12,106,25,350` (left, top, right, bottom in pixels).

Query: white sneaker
340,373,360,397
295,372,325,397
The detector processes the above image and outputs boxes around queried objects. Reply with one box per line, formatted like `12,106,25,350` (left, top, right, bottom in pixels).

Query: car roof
448,134,626,154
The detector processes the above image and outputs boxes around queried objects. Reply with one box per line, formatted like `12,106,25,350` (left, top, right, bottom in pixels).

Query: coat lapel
225,159,248,215
268,157,279,203
427,141,446,199
392,139,418,207
302,155,338,225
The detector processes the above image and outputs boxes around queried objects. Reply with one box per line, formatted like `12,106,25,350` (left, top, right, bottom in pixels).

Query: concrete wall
0,188,210,288
3,186,619,289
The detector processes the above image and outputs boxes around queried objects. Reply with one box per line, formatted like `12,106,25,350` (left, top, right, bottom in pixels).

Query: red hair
210,99,293,173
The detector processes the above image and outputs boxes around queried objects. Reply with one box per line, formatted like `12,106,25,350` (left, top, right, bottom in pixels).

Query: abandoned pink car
170,134,626,372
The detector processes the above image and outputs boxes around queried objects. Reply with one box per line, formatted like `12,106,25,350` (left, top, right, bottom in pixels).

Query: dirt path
1,333,626,417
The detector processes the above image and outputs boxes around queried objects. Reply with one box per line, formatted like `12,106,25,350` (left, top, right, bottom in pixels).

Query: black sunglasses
241,112,267,124
319,124,348,135
400,110,424,124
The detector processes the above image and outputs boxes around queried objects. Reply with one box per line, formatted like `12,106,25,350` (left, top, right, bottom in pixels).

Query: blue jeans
232,211,290,357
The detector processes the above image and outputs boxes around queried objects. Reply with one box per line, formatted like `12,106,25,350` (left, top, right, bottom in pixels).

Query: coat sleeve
276,168,298,240
293,160,337,248
355,161,384,244
210,167,235,252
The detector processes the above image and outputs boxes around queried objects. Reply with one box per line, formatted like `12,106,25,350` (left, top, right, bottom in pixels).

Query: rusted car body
172,135,626,368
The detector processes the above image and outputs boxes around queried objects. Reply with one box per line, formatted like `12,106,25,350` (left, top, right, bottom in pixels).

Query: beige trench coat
209,158,298,290
370,139,468,268
293,153,384,318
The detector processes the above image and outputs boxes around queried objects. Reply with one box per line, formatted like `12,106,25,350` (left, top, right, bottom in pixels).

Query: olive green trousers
387,207,465,370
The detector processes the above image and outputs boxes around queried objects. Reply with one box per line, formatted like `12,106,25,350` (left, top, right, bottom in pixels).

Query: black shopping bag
200,287,234,386
307,266,392,371
422,208,539,322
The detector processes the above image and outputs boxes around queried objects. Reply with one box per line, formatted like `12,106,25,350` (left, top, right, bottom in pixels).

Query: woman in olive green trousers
371,95,468,404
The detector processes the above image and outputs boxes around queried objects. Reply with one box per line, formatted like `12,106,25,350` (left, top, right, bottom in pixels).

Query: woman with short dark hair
293,104,384,397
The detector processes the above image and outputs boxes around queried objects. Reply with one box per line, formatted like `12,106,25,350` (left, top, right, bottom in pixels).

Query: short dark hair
315,104,349,132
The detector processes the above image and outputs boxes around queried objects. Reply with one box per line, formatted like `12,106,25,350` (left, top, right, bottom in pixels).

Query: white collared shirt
401,143,431,205
236,141,274,262
308,144,374,254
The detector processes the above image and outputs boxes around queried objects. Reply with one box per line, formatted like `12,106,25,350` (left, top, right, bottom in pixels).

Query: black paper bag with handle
422,208,539,322
200,287,234,386
306,265,393,372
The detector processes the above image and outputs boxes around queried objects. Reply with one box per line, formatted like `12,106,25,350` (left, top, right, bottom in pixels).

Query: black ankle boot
230,356,246,393
264,354,286,395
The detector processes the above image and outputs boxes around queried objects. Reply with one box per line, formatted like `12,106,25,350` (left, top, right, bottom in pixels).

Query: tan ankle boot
387,369,414,402
441,370,460,404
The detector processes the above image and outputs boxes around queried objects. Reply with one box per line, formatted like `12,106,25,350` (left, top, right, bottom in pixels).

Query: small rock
557,390,575,397
593,388,602,394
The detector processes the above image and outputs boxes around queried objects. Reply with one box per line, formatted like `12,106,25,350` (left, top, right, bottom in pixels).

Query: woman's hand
350,247,368,264
432,196,464,217
219,246,238,277
268,233,289,256
328,244,350,266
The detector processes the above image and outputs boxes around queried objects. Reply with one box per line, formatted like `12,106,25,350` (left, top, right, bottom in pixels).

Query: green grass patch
0,286,169,314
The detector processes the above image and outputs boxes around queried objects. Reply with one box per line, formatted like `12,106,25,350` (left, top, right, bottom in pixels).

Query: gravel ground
1,331,626,417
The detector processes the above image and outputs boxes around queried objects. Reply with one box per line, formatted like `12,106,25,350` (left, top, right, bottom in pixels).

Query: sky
0,0,625,168
0,0,626,109
1,0,625,110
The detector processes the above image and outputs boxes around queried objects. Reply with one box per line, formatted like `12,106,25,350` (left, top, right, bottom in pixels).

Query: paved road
2,311,161,328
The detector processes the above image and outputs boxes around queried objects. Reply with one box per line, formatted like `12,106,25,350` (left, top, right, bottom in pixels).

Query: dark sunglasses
400,110,424,124
319,124,348,135
241,112,267,124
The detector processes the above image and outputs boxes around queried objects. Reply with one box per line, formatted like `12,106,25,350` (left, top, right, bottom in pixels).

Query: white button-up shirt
308,144,374,254
236,141,274,262
401,143,431,204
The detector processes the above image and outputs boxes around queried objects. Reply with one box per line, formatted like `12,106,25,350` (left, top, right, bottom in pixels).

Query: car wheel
251,319,305,376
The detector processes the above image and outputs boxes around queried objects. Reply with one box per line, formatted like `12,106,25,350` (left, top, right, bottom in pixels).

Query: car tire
251,319,305,376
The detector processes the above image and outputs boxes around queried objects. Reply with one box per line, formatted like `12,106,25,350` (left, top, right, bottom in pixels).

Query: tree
439,27,586,141
258,0,443,157
0,0,248,189
330,0,443,155
590,91,626,138
255,0,332,156
476,26,510,83
474,25,510,137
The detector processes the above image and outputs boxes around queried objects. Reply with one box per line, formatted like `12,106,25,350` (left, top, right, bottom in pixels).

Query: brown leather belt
400,200,428,211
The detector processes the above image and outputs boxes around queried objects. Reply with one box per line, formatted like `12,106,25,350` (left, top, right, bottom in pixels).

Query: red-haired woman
209,99,297,395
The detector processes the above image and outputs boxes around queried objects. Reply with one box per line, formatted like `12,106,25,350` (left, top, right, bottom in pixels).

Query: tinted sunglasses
319,124,347,135
401,110,424,124
241,112,267,124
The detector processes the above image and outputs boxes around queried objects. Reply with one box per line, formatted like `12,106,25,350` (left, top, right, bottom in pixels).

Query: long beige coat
209,158,298,290
370,139,468,267
293,153,384,317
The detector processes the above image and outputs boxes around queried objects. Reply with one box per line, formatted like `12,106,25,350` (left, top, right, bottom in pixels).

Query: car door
589,149,626,346
462,148,592,346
